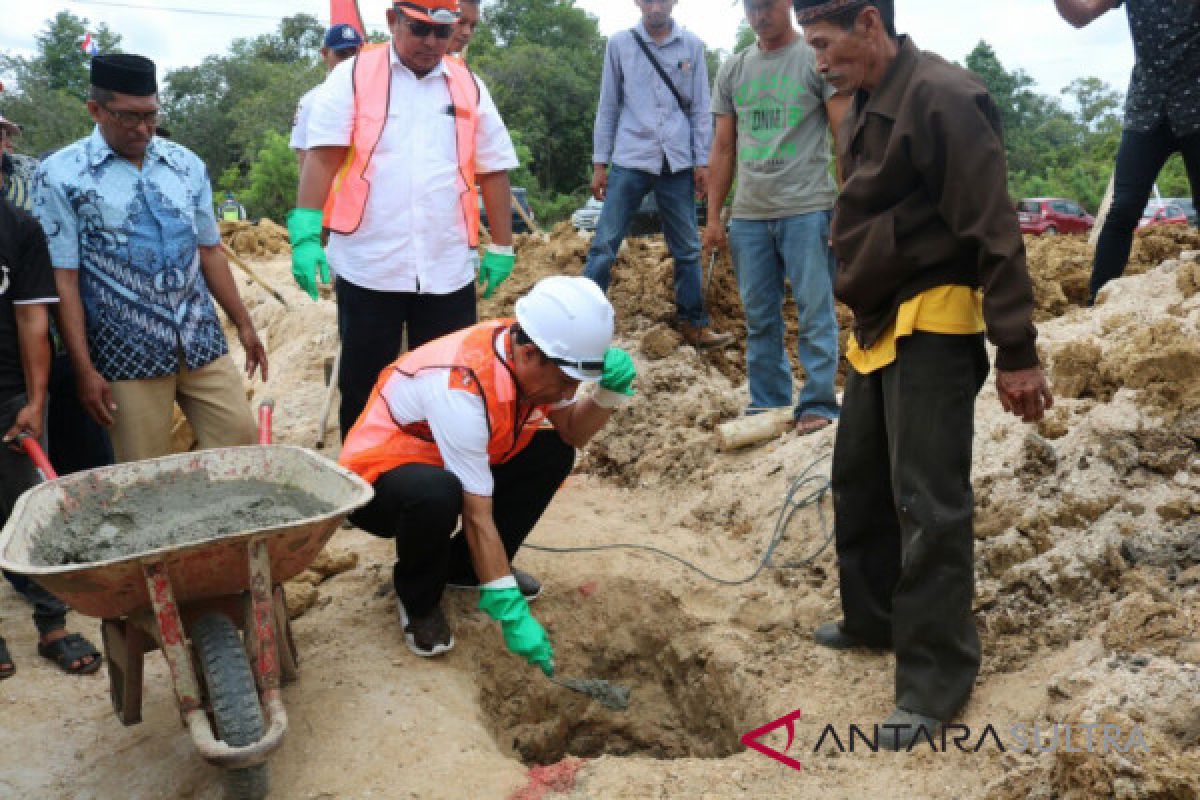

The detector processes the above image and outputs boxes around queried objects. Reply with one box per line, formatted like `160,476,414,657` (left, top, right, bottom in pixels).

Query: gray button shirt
592,21,713,173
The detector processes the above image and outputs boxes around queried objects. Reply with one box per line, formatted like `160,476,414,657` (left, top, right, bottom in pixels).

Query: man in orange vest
288,0,519,438
340,277,636,670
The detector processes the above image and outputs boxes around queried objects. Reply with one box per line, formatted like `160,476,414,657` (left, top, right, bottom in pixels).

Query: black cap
90,54,158,96
793,0,868,24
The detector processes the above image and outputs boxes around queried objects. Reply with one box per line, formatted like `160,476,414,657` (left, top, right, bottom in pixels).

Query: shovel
544,672,632,711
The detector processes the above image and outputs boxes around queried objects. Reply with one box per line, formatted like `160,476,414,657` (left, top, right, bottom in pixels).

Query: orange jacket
325,44,481,245
339,320,554,485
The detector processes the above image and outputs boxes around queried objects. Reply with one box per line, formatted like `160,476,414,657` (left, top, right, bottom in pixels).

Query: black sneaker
446,568,543,602
397,601,454,657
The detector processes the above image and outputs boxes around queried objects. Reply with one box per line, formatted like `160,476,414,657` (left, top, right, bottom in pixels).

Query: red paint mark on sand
507,757,587,800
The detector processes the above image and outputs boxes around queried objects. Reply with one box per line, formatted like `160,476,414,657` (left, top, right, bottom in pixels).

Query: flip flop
792,414,834,437
0,636,14,680
38,632,102,675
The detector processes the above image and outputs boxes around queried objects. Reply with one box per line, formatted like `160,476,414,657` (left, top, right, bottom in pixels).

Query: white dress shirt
307,46,518,294
379,330,575,496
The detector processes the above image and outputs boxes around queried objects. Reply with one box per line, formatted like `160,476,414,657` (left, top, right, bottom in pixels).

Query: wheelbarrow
0,403,373,799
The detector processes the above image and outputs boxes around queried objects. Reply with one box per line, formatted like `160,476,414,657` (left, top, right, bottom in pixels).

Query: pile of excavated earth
2,223,1198,798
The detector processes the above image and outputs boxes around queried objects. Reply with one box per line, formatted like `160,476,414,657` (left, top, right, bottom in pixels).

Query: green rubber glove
286,208,330,302
600,347,637,396
479,585,554,676
479,246,515,299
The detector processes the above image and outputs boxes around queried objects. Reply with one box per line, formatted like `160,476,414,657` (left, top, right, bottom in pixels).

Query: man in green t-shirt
704,0,848,434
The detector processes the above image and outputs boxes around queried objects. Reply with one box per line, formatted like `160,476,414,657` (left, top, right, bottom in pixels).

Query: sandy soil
1,226,1198,799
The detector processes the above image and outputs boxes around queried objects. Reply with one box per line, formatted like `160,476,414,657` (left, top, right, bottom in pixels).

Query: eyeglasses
405,19,455,39
101,105,160,129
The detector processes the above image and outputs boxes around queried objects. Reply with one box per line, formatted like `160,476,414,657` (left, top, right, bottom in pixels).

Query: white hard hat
515,276,614,382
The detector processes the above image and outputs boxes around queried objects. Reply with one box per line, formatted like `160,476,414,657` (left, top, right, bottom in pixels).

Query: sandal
38,632,102,675
793,414,834,437
0,636,14,680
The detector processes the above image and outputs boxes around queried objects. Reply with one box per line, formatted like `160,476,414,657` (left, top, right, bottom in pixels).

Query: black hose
525,454,835,587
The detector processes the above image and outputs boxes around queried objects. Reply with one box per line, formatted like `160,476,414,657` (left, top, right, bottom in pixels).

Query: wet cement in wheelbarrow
31,471,331,566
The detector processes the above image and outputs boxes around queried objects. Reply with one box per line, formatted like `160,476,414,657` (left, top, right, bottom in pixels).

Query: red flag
330,0,366,34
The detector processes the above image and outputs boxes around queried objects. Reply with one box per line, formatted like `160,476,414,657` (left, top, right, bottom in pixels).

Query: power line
65,0,283,21
62,0,388,28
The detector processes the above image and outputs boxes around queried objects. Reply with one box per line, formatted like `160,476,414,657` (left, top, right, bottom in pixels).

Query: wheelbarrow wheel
193,613,269,800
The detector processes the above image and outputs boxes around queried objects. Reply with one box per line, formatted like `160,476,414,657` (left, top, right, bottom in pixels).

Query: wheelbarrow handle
257,399,275,446
16,434,59,481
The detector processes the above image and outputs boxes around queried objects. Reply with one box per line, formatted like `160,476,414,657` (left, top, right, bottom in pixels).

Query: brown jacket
833,36,1039,371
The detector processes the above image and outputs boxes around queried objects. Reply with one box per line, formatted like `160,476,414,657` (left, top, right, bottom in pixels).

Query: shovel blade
551,675,632,711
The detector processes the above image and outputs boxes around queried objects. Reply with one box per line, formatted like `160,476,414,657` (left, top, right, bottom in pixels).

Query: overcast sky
1,0,1135,100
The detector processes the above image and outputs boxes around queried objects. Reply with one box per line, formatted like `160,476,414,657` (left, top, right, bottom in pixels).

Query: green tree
240,131,299,222
471,0,605,199
25,12,121,100
1063,76,1122,133
735,21,756,54
160,15,325,191
0,12,121,156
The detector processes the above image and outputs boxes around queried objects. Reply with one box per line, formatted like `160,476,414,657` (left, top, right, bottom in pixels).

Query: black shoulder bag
630,29,691,114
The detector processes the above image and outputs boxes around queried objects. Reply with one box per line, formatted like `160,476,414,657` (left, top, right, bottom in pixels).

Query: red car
1137,203,1190,229
1018,198,1095,236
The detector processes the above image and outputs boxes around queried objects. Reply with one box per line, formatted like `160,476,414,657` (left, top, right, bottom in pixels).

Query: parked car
479,186,536,234
570,195,709,236
572,197,603,231
1137,203,1190,230
1018,198,1094,236
627,194,709,237
1161,198,1196,226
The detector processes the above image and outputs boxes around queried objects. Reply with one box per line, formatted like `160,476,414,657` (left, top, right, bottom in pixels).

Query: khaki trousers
108,354,257,463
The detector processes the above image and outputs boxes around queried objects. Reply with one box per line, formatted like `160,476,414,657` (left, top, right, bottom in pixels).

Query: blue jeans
584,165,709,326
729,212,839,420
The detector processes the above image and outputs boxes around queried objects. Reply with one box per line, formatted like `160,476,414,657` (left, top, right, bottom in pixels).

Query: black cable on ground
525,454,836,587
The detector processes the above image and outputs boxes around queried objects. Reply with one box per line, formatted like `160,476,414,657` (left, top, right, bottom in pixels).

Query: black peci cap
90,54,158,96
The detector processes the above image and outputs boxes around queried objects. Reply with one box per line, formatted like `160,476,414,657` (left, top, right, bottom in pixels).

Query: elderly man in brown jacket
795,0,1054,749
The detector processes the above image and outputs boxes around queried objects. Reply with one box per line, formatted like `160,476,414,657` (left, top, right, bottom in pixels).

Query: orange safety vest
339,320,554,485
325,43,482,245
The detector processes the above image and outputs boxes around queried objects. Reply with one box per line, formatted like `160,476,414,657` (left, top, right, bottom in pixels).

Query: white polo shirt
379,330,574,497
307,46,518,294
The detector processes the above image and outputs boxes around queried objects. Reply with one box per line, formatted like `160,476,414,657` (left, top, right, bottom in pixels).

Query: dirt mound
1048,313,1200,419
221,218,291,257
1024,228,1200,319
481,223,852,386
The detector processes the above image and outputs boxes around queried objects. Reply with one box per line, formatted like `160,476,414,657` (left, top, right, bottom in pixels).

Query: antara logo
740,710,804,772
741,713,1150,765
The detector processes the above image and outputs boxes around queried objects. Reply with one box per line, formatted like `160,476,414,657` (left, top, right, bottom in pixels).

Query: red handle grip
257,399,275,446
17,435,59,481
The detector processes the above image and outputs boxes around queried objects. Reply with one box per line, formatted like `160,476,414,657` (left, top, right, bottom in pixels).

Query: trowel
544,672,632,711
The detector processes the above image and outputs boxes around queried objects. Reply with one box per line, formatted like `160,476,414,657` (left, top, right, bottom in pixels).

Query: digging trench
474,579,749,766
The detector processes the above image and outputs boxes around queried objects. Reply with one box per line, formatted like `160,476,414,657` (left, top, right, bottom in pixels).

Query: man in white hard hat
339,276,636,673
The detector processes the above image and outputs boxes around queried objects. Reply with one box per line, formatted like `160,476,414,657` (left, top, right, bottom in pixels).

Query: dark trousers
335,277,477,437
1090,123,1200,301
831,333,989,721
47,353,114,475
0,394,68,635
349,430,575,618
